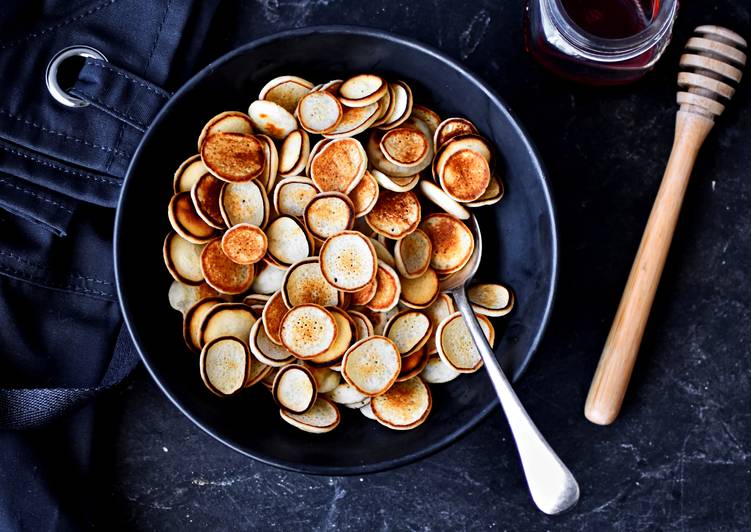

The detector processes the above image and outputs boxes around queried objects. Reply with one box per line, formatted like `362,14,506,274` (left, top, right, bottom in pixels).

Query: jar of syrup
524,0,679,84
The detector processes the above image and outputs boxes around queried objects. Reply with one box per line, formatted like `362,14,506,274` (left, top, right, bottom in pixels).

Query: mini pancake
199,337,250,397
342,399,370,409
303,192,355,240
319,79,343,93
249,319,295,367
199,302,256,347
394,228,432,279
322,102,380,139
370,169,418,193
200,132,265,182
433,117,479,150
419,180,470,220
281,257,341,308
296,90,342,133
273,177,318,218
372,86,393,125
306,138,331,176
197,111,253,150
191,173,226,229
278,129,310,177
305,307,354,365
174,155,208,193
221,223,267,265
265,215,312,266
400,268,440,309
243,293,269,318
168,280,223,315
349,277,377,306
410,105,441,135
384,173,420,191
200,238,255,294
366,130,423,178
380,126,429,167
164,232,204,285
439,148,491,203
348,310,374,341
259,75,314,113
366,261,401,312
338,74,388,107
168,192,216,244
377,81,413,130
396,348,429,382
365,190,420,240
435,135,493,177
243,294,270,306
371,376,432,430
478,314,496,346
310,138,367,194
420,213,474,275
360,401,377,420
369,238,396,268
319,231,377,292
251,260,286,295
424,293,455,355
183,297,225,352
279,304,337,359
245,357,273,388
341,336,401,396
262,290,289,345
256,134,279,194
219,179,269,228
304,364,341,394
272,364,317,413
468,283,515,317
436,311,493,373
279,397,340,433
466,174,504,208
348,170,379,217
261,367,279,390
384,310,433,355
247,100,298,140
420,354,460,384
325,382,367,405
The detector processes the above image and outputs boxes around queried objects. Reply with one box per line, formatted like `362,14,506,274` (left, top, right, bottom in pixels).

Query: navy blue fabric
0,0,219,527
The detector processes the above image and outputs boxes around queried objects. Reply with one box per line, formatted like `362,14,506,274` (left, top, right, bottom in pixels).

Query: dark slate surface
102,1,751,530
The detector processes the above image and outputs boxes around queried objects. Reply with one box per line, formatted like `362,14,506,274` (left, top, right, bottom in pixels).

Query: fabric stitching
0,264,115,300
0,0,120,51
83,60,170,99
0,144,122,185
143,0,173,76
0,109,128,157
0,203,64,235
0,250,113,286
69,88,147,129
0,179,74,213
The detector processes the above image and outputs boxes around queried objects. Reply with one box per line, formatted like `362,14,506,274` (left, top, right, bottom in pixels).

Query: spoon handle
453,289,580,515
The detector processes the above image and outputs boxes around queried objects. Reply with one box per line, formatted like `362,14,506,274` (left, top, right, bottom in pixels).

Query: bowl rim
114,24,559,476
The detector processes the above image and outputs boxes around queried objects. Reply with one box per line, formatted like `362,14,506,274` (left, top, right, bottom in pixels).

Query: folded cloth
0,0,219,527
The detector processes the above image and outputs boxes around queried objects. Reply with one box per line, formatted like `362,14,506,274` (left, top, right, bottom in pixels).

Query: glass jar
524,0,679,85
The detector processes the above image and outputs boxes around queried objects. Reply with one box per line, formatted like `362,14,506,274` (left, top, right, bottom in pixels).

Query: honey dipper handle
585,111,715,426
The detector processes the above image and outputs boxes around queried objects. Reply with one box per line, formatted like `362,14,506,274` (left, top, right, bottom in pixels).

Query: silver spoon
440,214,580,515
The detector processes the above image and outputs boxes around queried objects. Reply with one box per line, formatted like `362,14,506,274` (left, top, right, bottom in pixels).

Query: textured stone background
100,1,751,530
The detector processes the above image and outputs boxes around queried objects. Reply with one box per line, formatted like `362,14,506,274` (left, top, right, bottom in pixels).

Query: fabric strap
69,58,172,132
0,324,140,429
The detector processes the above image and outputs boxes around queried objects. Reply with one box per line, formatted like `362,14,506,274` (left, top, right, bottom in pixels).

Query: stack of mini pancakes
164,74,513,433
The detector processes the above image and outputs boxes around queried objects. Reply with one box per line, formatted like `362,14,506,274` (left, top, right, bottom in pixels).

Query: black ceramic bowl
115,26,558,475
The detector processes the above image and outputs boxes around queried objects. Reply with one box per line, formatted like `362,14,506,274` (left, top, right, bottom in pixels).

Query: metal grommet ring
45,46,107,108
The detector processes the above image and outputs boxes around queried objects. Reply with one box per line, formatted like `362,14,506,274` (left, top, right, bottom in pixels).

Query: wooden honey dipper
585,26,747,425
